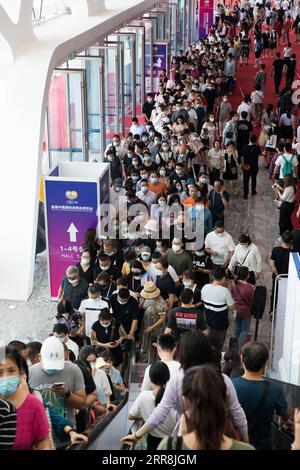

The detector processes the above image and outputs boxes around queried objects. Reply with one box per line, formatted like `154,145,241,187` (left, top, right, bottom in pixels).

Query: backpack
282,154,294,176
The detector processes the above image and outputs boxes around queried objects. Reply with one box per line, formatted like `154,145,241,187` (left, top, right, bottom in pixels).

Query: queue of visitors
1,0,300,452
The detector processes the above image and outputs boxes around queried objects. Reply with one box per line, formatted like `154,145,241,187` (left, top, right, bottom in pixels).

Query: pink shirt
13,393,49,450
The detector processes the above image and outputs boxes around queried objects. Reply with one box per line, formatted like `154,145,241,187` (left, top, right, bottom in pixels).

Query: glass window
32,0,67,22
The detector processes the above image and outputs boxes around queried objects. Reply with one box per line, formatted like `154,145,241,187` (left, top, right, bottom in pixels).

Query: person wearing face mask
165,238,193,280
202,115,218,147
171,101,189,122
29,336,87,442
148,171,167,196
78,285,109,340
143,151,158,172
136,180,157,209
55,299,83,344
105,134,124,159
192,245,213,291
94,254,121,282
127,260,147,295
130,117,146,137
58,266,88,311
222,112,238,147
101,239,124,270
110,178,126,208
138,246,155,273
94,272,116,303
150,194,169,224
204,220,235,270
180,271,202,309
105,148,122,180
157,166,170,189
0,347,50,450
208,179,230,224
156,142,174,166
228,234,262,285
110,288,139,342
53,323,80,360
217,95,232,139
172,115,188,135
169,162,189,186
75,249,94,285
143,93,155,122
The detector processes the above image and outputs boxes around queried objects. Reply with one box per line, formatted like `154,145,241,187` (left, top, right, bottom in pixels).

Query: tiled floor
0,160,277,347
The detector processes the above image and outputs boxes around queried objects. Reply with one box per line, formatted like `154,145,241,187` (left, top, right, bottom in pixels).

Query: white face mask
114,187,121,192
100,265,110,271
172,244,182,253
141,186,148,193
81,258,91,265
100,321,111,328
158,200,166,206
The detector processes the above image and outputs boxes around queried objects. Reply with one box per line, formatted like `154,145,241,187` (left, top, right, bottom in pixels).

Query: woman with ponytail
158,365,254,450
128,362,176,450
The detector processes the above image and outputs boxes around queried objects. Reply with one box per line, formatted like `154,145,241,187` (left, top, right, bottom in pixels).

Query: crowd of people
1,0,300,452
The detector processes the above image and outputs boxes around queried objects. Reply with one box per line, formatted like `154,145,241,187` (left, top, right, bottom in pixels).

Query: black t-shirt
273,58,284,76
286,59,296,77
76,263,94,285
95,281,117,303
208,189,230,220
93,264,121,282
291,229,300,254
107,158,122,180
91,319,121,344
142,101,155,120
110,294,140,334
156,273,176,300
167,306,207,341
61,277,88,310
237,120,253,148
74,362,96,433
180,286,202,306
271,246,291,275
241,144,261,168
193,253,213,289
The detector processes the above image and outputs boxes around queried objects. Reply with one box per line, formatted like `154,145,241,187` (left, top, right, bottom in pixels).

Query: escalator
72,343,151,450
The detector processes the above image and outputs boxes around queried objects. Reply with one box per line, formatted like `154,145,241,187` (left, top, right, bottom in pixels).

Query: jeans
235,317,252,349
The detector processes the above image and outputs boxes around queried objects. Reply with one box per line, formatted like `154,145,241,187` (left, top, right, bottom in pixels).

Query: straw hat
140,281,160,299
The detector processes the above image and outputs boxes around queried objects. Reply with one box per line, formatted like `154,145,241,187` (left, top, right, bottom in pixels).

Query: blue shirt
232,377,288,450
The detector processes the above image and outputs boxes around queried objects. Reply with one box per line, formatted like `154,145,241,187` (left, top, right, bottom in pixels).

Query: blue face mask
43,369,59,376
0,375,20,396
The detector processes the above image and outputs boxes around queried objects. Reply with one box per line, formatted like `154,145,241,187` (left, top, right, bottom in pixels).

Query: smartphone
53,382,65,387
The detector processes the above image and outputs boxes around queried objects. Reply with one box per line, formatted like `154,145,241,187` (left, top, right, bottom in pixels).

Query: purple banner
153,42,168,93
198,0,215,40
45,180,98,298
145,42,152,96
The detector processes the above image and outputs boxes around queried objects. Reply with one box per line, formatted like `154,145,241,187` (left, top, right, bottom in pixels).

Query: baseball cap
41,336,64,370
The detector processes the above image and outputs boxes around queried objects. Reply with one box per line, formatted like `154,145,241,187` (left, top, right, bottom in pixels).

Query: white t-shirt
205,231,236,265
141,361,181,391
281,0,289,10
281,186,296,203
275,153,297,179
208,148,224,169
92,368,112,399
237,102,251,121
79,298,109,338
149,264,179,283
251,90,264,104
201,284,235,312
129,391,177,438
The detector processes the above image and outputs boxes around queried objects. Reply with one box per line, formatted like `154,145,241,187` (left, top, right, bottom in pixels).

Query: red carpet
229,21,300,228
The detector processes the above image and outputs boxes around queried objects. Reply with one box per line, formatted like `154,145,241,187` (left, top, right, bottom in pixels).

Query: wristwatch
64,389,71,399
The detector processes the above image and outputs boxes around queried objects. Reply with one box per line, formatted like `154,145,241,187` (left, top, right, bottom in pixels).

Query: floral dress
139,297,168,360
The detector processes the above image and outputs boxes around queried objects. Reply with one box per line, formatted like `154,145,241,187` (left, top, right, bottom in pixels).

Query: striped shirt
0,398,17,450
201,284,235,330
